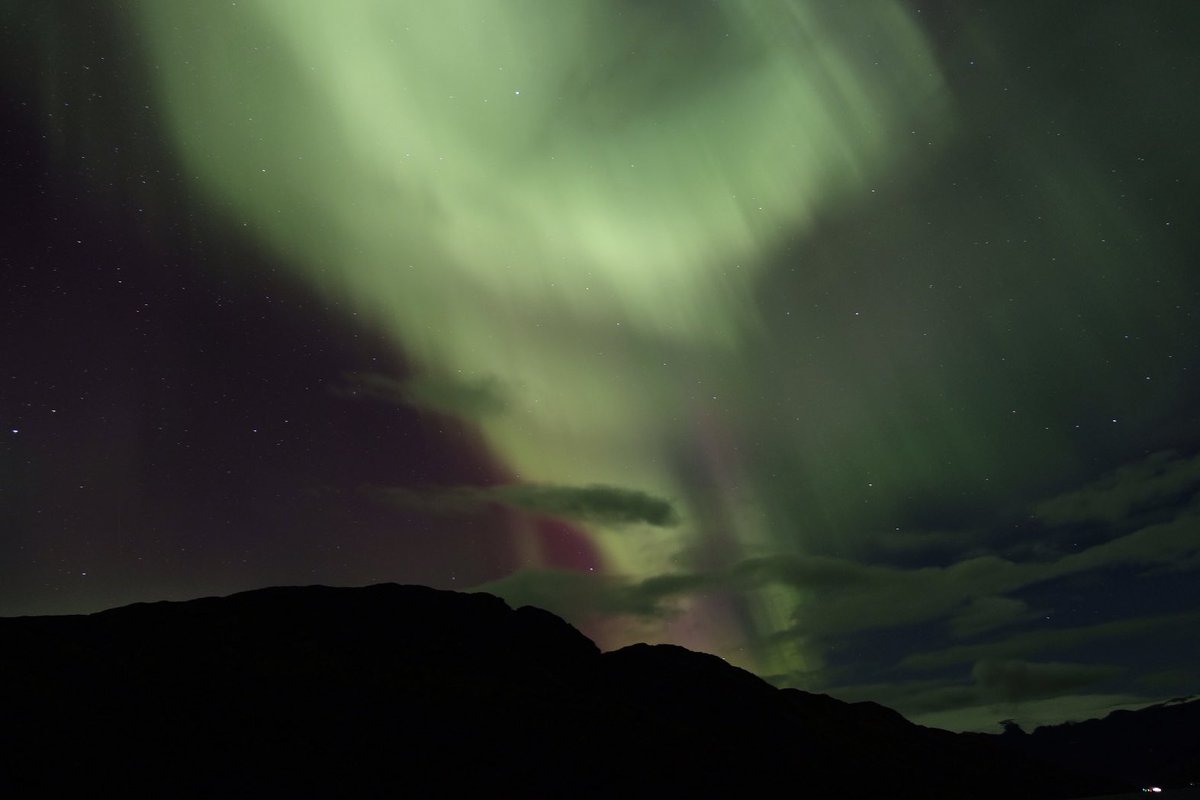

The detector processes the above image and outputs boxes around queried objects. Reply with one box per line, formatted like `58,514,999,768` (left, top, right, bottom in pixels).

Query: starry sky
3,0,1199,732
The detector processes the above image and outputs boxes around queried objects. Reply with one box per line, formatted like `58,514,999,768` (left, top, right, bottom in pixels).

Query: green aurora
129,0,1198,694
6,1,1198,731
129,0,957,674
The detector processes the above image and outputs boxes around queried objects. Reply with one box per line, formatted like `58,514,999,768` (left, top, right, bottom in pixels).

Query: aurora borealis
3,1,1199,732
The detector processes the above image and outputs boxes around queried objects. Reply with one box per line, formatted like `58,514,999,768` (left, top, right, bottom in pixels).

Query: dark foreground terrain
0,584,1192,797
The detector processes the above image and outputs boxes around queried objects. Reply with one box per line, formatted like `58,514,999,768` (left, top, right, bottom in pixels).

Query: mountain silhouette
993,694,1200,792
0,583,1152,797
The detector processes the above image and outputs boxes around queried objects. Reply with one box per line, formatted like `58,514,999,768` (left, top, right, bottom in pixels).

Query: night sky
3,1,1199,732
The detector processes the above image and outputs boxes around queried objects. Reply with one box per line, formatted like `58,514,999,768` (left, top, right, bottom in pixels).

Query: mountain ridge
0,582,1172,797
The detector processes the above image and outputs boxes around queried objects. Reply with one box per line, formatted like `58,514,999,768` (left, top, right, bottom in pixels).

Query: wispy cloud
948,596,1039,638
971,658,1124,704
1034,450,1200,526
901,612,1200,671
468,501,1200,649
373,482,680,528
333,371,507,418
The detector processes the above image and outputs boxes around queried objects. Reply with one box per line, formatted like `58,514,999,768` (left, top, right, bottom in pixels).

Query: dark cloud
374,482,680,528
628,571,719,601
1035,451,1200,527
1136,669,1200,695
492,484,680,527
334,371,507,418
768,507,1200,640
481,508,1200,645
869,527,984,567
472,478,1200,720
971,659,1123,704
949,596,1038,638
902,611,1200,671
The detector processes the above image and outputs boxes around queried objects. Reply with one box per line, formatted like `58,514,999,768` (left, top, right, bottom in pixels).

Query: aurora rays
127,0,950,667
5,0,1200,732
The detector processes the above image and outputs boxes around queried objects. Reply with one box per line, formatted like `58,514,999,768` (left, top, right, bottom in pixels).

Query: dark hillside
0,584,1134,797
